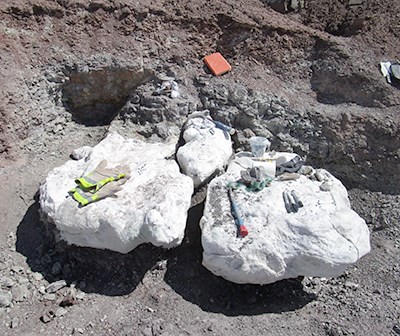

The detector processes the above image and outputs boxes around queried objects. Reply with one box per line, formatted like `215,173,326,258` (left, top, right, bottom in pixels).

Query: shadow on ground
164,203,316,316
16,192,164,296
16,194,315,312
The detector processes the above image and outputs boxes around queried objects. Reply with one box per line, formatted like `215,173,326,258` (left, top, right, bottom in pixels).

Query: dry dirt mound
0,1,399,335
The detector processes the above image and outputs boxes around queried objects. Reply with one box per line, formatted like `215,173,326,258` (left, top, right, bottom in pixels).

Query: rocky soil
0,0,400,335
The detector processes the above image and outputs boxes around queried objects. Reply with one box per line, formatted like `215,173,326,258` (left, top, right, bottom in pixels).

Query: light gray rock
17,276,30,285
42,293,57,301
46,280,67,294
11,284,29,302
344,281,359,289
41,309,56,323
40,133,193,253
1,277,15,288
0,290,12,308
200,159,370,284
75,292,85,300
320,181,333,191
177,113,233,188
71,146,92,160
55,307,67,317
11,266,24,274
10,316,19,329
31,272,44,281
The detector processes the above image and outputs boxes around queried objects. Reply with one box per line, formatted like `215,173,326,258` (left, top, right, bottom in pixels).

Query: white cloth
380,61,392,83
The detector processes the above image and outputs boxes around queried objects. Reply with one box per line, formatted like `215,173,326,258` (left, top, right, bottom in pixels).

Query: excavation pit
62,67,151,126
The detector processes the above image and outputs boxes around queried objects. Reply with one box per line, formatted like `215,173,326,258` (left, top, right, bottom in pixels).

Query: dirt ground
0,0,400,335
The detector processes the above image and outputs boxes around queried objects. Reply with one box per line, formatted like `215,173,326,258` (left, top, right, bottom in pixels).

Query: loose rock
60,288,77,307
320,181,333,191
10,266,24,274
1,277,15,288
31,272,44,281
75,292,86,300
344,281,359,290
71,146,92,160
11,284,29,302
17,276,30,285
41,309,56,323
55,307,67,317
10,316,19,329
43,293,57,301
46,280,67,294
0,290,13,308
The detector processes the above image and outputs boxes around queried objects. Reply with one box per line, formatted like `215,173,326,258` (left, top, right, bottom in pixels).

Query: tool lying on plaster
283,190,304,213
290,190,303,208
212,120,236,138
227,187,248,238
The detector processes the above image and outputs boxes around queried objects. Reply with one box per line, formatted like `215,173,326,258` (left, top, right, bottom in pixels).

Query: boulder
40,133,193,254
176,112,233,188
200,158,370,284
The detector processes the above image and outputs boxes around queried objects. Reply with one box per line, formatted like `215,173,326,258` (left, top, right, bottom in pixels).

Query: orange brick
203,52,232,76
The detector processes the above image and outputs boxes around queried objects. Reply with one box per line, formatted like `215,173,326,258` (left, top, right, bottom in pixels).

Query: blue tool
227,188,248,238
